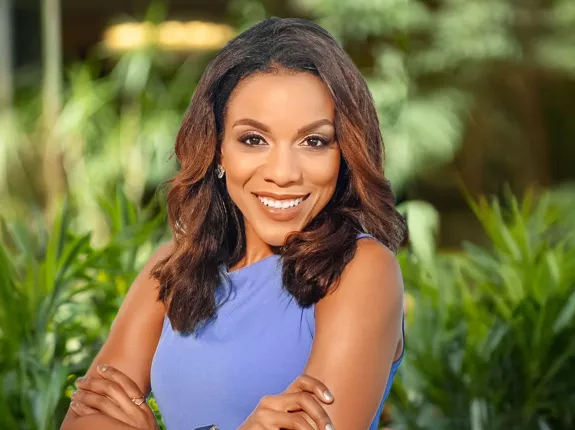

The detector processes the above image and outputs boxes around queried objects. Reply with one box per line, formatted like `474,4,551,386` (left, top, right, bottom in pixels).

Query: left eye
239,134,266,146
303,136,328,147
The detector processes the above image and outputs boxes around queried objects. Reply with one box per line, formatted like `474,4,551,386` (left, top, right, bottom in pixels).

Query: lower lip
254,194,309,222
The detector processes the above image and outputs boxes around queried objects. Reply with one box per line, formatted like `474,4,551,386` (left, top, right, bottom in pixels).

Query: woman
61,17,407,430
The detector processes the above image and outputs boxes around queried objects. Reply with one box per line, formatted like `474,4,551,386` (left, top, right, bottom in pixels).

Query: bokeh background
1,0,575,429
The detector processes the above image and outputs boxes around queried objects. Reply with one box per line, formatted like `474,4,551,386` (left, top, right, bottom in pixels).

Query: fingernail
97,364,108,373
71,390,78,398
71,401,80,408
323,390,334,402
76,376,85,383
325,424,335,430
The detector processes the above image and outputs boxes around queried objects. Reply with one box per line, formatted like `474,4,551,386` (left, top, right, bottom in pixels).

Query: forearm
61,413,139,430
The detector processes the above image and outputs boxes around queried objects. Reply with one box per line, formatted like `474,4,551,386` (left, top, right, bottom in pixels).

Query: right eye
239,134,266,146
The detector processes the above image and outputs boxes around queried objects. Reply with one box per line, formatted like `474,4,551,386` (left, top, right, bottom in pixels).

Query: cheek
225,163,252,185
224,165,254,211
302,152,340,189
221,146,262,186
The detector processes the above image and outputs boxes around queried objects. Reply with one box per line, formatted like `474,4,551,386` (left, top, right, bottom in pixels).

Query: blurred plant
0,1,213,244
0,48,199,243
390,187,575,429
292,0,575,192
292,0,469,191
0,186,168,430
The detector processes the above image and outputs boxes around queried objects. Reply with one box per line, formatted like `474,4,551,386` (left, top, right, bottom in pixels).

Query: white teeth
257,195,305,209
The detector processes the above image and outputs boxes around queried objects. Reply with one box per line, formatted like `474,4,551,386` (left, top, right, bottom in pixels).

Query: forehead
225,72,335,124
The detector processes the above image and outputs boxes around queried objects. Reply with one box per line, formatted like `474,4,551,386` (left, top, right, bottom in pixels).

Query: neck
230,219,274,271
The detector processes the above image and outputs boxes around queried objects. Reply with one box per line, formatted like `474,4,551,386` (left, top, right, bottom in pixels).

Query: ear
218,145,226,171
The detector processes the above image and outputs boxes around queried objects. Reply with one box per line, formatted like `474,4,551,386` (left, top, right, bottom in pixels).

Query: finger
253,409,314,430
287,392,333,428
76,376,137,412
269,411,314,430
286,375,334,404
70,400,98,416
70,390,128,423
96,364,145,398
290,411,318,428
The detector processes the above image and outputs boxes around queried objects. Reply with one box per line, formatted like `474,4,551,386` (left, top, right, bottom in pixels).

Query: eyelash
238,133,330,148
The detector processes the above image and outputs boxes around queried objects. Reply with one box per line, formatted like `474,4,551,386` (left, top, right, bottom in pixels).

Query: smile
257,195,305,209
253,193,310,222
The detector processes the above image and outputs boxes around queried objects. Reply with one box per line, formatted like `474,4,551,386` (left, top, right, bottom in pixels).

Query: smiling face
220,71,341,247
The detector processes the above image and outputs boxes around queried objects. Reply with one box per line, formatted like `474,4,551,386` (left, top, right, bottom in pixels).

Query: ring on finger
131,396,146,406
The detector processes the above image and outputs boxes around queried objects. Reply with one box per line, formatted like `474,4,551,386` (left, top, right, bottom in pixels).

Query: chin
255,226,300,247
260,231,293,247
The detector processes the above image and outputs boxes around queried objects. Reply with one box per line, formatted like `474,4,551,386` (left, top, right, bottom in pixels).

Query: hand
239,374,335,430
70,364,158,430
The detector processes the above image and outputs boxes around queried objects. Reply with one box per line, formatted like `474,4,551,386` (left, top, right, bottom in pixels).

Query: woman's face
220,72,341,247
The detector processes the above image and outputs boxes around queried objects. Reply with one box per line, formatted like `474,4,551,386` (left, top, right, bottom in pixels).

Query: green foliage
0,188,168,430
293,0,575,192
291,0,471,190
0,45,207,239
391,189,575,429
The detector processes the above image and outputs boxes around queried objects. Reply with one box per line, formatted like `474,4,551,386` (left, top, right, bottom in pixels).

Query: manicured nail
325,424,335,430
97,364,108,372
323,390,334,402
70,401,80,408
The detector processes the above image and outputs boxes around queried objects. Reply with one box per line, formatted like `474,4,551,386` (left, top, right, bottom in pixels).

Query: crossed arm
60,237,404,430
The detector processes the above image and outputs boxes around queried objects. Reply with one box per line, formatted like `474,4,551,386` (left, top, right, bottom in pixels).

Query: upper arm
85,241,172,394
304,238,404,429
61,241,172,428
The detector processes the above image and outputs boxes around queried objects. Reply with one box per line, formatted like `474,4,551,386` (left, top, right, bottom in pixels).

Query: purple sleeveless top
150,235,404,430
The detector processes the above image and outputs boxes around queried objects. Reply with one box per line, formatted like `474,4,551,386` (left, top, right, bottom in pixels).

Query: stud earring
216,165,225,179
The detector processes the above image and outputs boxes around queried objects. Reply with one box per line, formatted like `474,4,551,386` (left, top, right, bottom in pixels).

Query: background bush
391,188,575,430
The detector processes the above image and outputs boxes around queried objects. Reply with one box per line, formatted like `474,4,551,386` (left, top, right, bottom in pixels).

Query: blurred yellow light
103,20,235,52
103,22,155,51
185,21,212,48
157,21,187,49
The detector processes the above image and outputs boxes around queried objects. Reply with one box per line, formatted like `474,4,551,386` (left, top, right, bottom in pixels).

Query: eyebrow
232,118,334,134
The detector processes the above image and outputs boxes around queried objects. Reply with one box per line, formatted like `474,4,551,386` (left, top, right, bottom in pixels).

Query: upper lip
254,192,309,200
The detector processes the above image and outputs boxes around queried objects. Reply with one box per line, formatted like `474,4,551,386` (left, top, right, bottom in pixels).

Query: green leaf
553,290,575,334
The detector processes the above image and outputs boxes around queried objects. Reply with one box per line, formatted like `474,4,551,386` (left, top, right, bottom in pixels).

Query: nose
262,145,302,187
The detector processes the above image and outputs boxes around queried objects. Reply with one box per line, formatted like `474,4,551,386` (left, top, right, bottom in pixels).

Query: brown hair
152,17,407,334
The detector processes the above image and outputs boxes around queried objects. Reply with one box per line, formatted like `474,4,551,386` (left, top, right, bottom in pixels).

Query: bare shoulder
352,236,400,273
314,234,404,341
331,236,403,304
154,239,174,256
116,239,173,314
147,239,175,268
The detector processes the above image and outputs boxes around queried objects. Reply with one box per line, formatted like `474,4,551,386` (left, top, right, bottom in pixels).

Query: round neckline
226,254,279,276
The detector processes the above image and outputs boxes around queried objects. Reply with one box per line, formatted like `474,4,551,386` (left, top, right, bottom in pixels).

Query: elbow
60,414,129,430
60,415,79,430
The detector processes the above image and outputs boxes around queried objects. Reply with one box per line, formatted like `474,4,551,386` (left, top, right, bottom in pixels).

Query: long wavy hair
152,17,408,334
